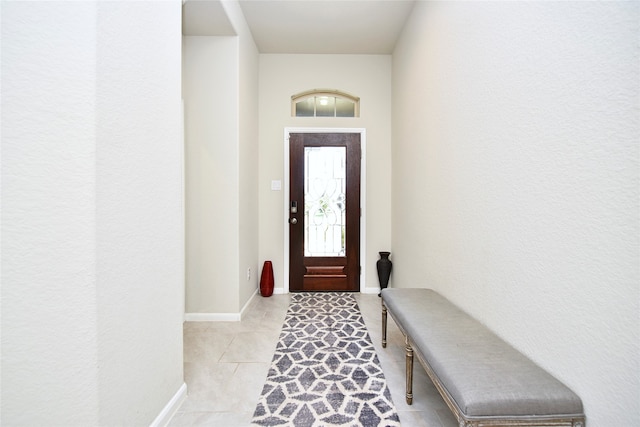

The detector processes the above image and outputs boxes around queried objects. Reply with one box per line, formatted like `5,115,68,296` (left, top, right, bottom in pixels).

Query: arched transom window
292,89,360,118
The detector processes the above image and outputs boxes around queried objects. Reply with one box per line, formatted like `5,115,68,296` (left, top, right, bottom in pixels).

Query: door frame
283,127,367,294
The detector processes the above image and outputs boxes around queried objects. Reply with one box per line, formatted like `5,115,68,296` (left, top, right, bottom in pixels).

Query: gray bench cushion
382,288,584,418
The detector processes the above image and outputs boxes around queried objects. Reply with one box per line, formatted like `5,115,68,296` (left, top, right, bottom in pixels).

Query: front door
289,133,361,292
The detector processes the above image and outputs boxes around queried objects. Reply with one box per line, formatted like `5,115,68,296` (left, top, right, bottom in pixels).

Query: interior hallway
168,293,458,427
3,2,637,425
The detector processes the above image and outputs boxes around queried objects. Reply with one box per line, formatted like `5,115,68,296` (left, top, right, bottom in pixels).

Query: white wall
95,3,185,424
183,35,240,314
223,1,260,310
2,2,100,423
259,55,392,294
2,1,185,425
392,2,639,425
183,0,259,316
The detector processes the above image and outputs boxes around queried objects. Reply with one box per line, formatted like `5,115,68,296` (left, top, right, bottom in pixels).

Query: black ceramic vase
377,251,392,297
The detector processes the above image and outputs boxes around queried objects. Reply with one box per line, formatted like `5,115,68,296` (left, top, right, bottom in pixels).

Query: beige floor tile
180,362,239,412
219,331,281,363
183,330,235,364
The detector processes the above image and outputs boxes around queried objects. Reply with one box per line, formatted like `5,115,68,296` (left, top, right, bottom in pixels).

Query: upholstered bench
381,288,586,427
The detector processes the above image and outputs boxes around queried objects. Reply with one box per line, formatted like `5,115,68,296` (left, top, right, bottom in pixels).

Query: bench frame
382,301,586,427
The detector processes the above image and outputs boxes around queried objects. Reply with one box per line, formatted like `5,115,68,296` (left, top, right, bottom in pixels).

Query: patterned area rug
251,293,401,427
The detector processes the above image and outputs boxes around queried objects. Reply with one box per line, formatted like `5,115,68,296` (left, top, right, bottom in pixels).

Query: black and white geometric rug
251,293,401,427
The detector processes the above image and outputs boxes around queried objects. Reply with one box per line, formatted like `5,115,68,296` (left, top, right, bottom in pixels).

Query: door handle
289,218,298,225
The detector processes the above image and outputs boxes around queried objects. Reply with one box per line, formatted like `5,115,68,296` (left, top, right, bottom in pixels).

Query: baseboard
150,382,187,427
184,312,241,321
239,288,259,320
184,288,260,322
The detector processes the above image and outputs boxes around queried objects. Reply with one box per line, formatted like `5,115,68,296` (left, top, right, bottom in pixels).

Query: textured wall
392,2,639,425
2,1,184,425
2,2,100,424
95,2,184,424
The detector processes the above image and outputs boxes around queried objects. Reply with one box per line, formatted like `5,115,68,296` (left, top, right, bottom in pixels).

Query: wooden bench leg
381,302,388,348
405,336,414,405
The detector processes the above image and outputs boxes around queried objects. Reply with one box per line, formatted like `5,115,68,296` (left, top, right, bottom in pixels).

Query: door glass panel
304,146,346,256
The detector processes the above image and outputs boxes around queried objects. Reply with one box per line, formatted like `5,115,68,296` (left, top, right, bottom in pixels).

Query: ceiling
183,0,416,54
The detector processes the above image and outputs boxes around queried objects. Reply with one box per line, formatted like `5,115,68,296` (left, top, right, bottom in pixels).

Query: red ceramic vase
260,261,274,297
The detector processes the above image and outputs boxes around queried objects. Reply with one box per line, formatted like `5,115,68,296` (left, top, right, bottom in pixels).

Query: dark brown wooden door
289,133,361,292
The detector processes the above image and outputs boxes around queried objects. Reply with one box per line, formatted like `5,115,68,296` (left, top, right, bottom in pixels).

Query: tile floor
168,293,458,427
